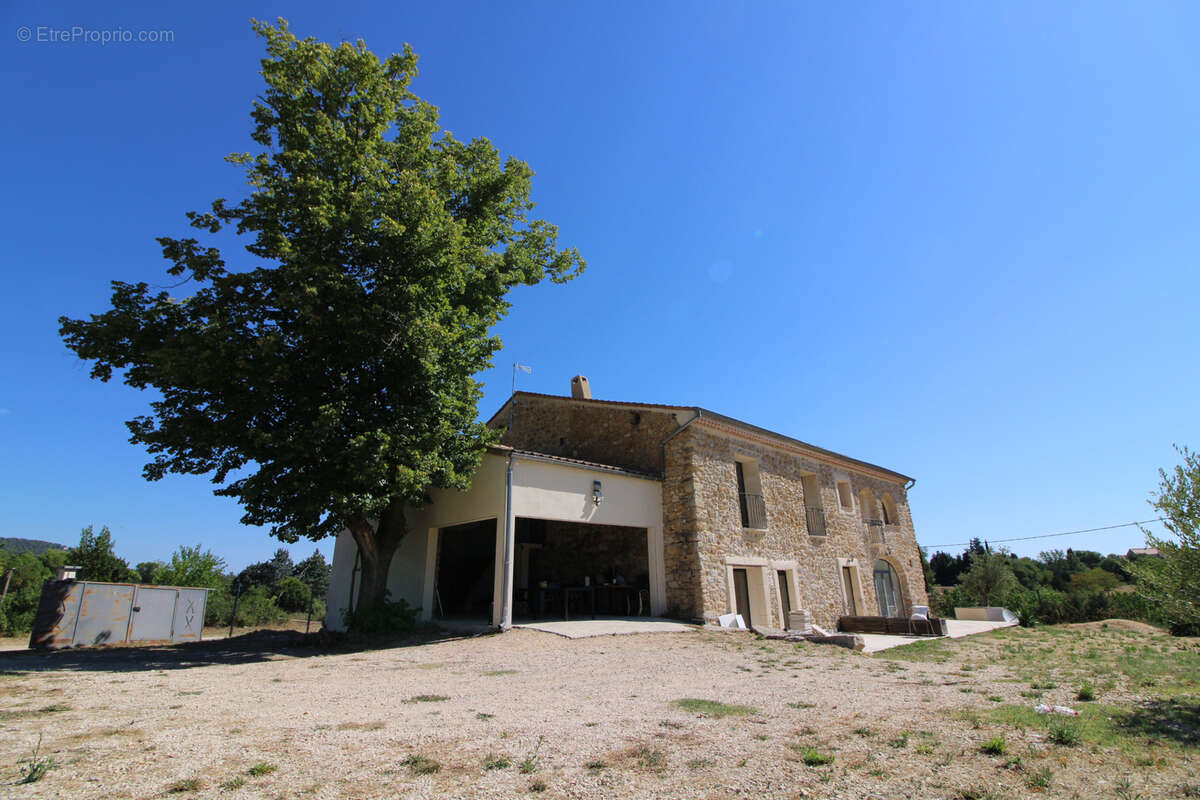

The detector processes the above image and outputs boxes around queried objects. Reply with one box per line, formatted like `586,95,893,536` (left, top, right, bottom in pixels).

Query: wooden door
841,566,859,615
732,568,752,628
777,570,792,622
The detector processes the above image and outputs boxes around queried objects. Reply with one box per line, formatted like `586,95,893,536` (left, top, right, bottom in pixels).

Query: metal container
29,580,210,649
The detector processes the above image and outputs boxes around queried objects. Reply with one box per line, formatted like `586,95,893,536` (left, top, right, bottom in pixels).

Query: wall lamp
592,480,604,506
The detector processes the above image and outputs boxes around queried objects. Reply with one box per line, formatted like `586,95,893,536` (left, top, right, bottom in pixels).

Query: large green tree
58,20,584,616
1133,445,1200,634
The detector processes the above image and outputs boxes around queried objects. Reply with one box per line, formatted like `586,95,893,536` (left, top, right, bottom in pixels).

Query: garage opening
513,518,650,620
434,519,496,620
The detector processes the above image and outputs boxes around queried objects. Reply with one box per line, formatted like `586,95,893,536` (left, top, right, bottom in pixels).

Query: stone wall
664,425,928,629
494,394,686,475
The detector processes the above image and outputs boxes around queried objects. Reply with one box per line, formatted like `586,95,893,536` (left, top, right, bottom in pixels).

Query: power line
924,517,1167,551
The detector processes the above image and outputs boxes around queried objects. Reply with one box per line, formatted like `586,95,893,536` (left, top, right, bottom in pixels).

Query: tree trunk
347,501,408,616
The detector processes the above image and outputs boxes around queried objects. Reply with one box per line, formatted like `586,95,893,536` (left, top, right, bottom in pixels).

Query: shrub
274,576,311,612
342,596,418,635
1076,683,1096,702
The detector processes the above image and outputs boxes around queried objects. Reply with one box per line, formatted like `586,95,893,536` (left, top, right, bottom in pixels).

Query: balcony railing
805,506,827,537
739,492,767,529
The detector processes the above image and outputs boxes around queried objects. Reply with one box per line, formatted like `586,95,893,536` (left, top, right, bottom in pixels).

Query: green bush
274,576,312,612
341,596,418,635
206,585,286,628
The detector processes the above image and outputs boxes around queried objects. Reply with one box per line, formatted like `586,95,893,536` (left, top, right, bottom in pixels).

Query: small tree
153,545,227,589
960,551,1018,607
1132,445,1200,634
67,525,133,583
58,20,584,621
293,549,331,600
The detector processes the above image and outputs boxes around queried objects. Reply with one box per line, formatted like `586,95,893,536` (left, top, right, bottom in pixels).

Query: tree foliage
960,551,1019,607
0,547,66,636
153,545,227,590
1132,445,1200,635
58,20,584,619
67,525,134,583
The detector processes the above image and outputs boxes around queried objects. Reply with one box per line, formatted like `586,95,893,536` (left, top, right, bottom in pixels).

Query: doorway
777,570,792,622
873,560,901,617
733,568,753,627
841,566,860,615
434,519,496,619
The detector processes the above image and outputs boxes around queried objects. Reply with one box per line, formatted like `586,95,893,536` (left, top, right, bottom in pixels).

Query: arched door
873,560,901,617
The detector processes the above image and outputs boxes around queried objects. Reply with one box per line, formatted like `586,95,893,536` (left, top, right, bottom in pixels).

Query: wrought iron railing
805,506,827,536
739,492,767,529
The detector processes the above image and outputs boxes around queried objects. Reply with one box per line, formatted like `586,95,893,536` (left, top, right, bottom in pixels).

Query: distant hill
0,537,68,555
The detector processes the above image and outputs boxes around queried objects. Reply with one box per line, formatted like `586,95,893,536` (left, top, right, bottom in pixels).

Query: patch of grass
979,735,1007,755
1026,765,1053,790
476,712,494,720
584,759,606,770
686,757,714,769
787,701,816,709
519,737,544,774
406,694,449,703
800,749,834,767
957,787,1004,800
875,637,954,663
987,695,1004,703
853,726,873,737
16,735,55,785
220,776,246,791
1115,777,1145,800
635,746,666,769
670,698,758,718
401,754,441,775
889,732,910,749
483,669,519,676
247,762,277,777
915,743,936,755
1047,721,1080,746
529,779,547,792
336,720,386,731
1076,682,1096,702
167,777,204,793
484,753,511,770
0,703,71,722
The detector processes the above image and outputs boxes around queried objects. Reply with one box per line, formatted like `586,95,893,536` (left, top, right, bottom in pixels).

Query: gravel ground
0,624,1193,799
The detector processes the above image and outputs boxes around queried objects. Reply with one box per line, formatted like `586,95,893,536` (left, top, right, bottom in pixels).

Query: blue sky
2,1,1196,571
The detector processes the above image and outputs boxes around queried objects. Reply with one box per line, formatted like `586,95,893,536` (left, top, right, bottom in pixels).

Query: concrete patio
859,618,1018,653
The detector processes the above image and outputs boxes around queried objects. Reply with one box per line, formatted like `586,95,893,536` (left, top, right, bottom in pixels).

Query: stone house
325,378,928,632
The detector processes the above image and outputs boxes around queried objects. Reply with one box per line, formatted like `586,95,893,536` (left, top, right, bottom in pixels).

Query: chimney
570,375,592,399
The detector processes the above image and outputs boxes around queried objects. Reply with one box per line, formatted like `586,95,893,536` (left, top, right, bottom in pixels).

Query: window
836,481,853,510
881,495,899,526
735,458,766,529
801,474,826,536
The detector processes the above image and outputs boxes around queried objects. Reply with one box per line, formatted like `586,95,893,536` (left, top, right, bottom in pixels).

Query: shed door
130,587,178,642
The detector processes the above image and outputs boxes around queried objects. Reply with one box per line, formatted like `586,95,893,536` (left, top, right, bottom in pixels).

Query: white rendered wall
325,452,666,630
